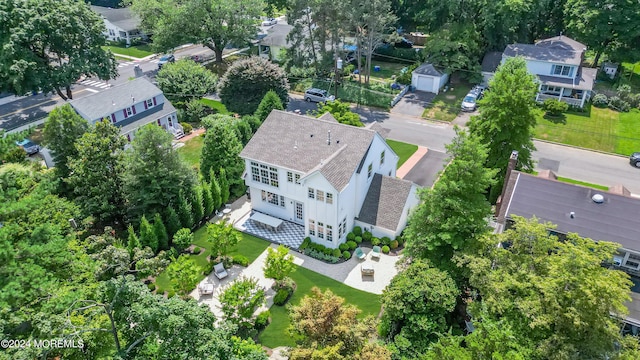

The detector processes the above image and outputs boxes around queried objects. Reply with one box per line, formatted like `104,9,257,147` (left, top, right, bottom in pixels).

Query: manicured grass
154,227,270,295
556,176,609,191
200,98,232,115
102,43,154,58
177,135,204,170
386,139,419,168
422,83,471,122
534,106,640,155
258,265,381,348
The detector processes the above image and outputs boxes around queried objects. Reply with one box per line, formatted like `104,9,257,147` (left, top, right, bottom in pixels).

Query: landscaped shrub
303,248,340,263
395,235,404,246
255,310,271,330
363,231,372,242
372,237,381,246
147,283,156,291
592,93,608,107
299,237,311,251
390,240,399,250
202,260,216,275
193,246,201,254
542,98,568,116
355,236,363,244
608,96,630,112
343,251,352,260
180,122,193,134
167,290,176,298
323,247,333,256
353,226,362,236
396,62,420,85
382,245,390,254
233,254,250,267
347,240,357,250
347,232,356,242
381,237,391,246
273,288,291,306
332,248,342,258
339,243,349,252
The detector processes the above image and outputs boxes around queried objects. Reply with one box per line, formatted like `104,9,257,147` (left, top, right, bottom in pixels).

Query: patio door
294,202,303,223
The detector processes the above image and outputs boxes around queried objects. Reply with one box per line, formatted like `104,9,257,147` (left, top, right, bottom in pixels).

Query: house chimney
559,31,562,39
131,95,135,103
570,211,575,219
327,130,331,145
495,150,519,217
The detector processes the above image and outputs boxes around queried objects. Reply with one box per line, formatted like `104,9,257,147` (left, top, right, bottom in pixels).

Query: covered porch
536,86,589,108
536,67,597,108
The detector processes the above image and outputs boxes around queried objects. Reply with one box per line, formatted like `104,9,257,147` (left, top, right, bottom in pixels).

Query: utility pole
334,58,343,99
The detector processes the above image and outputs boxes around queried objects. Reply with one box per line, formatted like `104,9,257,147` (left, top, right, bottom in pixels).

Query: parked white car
261,18,277,26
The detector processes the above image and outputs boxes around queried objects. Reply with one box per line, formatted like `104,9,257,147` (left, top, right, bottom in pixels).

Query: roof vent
569,211,575,219
327,130,331,145
592,194,604,203
310,134,313,138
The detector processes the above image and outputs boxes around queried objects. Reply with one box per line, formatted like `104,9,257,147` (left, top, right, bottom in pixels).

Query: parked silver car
304,88,335,103
15,139,40,155
461,94,478,112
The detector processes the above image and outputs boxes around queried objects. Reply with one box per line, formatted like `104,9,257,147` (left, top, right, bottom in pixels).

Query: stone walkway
396,146,429,179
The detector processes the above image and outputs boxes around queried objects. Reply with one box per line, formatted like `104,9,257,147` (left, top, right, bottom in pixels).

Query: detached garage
411,63,448,94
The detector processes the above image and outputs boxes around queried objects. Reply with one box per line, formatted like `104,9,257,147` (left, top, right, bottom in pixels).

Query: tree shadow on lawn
543,113,567,124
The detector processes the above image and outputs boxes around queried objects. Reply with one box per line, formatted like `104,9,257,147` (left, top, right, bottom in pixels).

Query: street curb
532,138,628,158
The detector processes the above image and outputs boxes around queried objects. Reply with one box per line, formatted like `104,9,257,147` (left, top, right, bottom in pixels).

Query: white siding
354,135,398,212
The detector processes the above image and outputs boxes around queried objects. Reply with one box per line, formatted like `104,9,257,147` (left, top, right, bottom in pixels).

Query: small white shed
602,62,619,79
411,63,448,94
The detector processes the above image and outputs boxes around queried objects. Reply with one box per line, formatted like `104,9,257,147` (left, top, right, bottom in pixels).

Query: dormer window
147,99,153,108
552,65,572,77
126,107,132,116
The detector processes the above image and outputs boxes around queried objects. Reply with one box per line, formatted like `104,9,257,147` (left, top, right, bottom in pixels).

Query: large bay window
251,162,279,187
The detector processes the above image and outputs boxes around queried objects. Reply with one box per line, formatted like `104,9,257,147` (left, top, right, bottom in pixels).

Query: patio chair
371,246,381,259
198,283,214,295
354,247,366,260
214,263,228,280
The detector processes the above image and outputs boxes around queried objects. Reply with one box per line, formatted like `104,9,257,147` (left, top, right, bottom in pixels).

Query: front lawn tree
263,245,295,286
155,59,217,106
43,104,89,182
0,0,117,100
217,57,289,115
468,56,538,202
129,0,264,63
405,128,497,275
67,119,126,223
207,221,241,259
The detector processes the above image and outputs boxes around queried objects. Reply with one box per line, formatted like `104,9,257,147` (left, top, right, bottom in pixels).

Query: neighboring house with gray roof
240,110,419,248
493,35,597,107
69,77,183,141
258,23,294,62
411,63,449,94
91,5,146,45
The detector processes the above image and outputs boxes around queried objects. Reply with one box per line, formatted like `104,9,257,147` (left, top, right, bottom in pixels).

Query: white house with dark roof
91,6,146,45
411,63,449,94
240,110,419,249
498,35,597,108
69,77,183,141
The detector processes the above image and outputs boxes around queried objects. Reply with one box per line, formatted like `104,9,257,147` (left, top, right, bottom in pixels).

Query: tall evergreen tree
468,57,538,202
153,213,169,252
165,206,181,240
200,116,243,193
254,90,284,121
127,224,140,257
209,170,222,211
190,186,204,225
202,182,214,217
219,168,230,205
139,215,158,252
177,190,193,229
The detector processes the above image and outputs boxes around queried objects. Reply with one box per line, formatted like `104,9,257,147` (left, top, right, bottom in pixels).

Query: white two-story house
240,110,420,249
69,77,183,141
91,6,147,46
500,35,597,108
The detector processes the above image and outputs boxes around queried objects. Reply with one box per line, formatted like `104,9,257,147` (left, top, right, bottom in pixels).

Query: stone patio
236,212,306,249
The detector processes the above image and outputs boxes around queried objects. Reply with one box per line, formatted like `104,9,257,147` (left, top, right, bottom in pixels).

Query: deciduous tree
219,277,266,337
468,57,538,202
217,57,289,114
43,104,89,182
67,119,126,223
155,59,217,106
166,254,201,296
263,245,295,284
0,0,117,100
315,100,363,127
207,221,241,259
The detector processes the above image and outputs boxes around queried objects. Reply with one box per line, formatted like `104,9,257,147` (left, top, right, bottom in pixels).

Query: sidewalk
396,146,429,179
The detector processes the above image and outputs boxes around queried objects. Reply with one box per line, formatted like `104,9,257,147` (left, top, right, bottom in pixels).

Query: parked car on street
15,139,40,155
461,93,478,112
394,37,414,48
304,88,335,103
157,54,175,69
261,18,277,26
630,152,640,168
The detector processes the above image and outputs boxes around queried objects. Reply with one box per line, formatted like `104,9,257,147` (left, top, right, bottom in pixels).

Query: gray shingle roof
537,67,597,90
318,112,338,123
91,6,140,32
259,24,293,47
503,171,640,251
413,63,444,77
503,36,585,66
366,122,390,139
69,78,163,121
357,174,414,231
481,51,503,73
240,110,379,191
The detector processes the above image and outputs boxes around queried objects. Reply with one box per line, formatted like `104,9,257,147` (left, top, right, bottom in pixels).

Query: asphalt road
403,150,449,188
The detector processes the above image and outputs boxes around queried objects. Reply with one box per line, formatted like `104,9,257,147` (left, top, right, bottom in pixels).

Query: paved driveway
391,90,435,117
402,150,449,188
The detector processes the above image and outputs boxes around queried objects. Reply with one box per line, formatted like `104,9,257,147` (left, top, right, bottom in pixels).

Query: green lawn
155,228,270,295
422,83,471,122
102,43,154,58
369,60,409,80
258,265,381,348
177,135,204,170
200,98,232,115
534,106,640,155
386,139,419,168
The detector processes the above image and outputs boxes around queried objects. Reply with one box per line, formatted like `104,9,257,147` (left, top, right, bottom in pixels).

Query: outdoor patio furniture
198,283,214,295
354,247,366,260
361,262,374,276
371,246,381,259
250,212,283,232
214,263,228,280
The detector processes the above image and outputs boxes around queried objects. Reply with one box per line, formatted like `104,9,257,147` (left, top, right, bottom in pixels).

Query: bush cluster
362,231,372,242
390,240,399,250
232,254,250,267
355,236,363,244
255,310,271,330
381,237,391,246
303,248,340,263
299,237,312,251
382,245,390,254
346,241,357,250
372,237,381,246
608,96,631,112
339,243,349,252
274,288,292,306
592,93,608,108
147,283,156,291
347,232,356,242
342,251,352,260
180,122,193,134
193,246,201,254
353,226,362,236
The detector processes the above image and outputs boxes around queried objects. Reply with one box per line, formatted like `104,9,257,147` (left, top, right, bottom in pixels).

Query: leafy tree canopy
315,100,364,127
200,115,244,190
43,104,89,183
255,90,284,122
155,59,217,106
